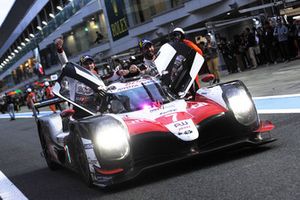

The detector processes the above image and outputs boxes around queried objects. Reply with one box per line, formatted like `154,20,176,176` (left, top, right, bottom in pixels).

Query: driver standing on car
139,39,159,76
54,37,105,119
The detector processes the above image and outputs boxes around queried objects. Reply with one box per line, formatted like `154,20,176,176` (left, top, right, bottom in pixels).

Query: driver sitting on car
55,37,106,119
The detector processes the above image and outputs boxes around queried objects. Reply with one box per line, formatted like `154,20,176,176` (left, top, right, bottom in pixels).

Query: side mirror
201,74,215,83
60,109,75,118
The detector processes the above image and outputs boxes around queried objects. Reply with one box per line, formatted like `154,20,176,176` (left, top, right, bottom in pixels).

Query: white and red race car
32,42,275,188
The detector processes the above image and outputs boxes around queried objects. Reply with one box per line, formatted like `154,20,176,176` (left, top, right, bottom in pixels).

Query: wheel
40,133,60,170
74,133,93,187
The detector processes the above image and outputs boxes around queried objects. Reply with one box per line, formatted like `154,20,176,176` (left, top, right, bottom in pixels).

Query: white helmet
27,88,32,93
44,81,49,87
173,27,185,35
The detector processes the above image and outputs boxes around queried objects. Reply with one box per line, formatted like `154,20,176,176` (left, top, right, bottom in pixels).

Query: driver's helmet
80,55,94,66
44,81,49,87
139,39,153,49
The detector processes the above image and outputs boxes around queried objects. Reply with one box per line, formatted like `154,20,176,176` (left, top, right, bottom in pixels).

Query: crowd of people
0,80,59,120
216,17,300,74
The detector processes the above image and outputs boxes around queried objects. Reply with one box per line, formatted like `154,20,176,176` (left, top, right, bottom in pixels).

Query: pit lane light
57,6,63,11
29,33,35,38
8,55,13,59
25,38,30,42
5,59,9,62
11,52,15,56
21,42,26,46
17,46,22,50
49,13,55,18
42,21,48,26
37,26,42,31
14,49,19,54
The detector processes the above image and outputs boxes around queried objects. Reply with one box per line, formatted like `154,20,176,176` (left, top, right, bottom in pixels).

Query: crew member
172,27,202,96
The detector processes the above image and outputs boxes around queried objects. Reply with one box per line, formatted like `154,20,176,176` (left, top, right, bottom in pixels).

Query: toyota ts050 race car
32,42,275,188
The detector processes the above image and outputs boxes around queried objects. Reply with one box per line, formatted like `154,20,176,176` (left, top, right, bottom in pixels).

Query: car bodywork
33,42,275,188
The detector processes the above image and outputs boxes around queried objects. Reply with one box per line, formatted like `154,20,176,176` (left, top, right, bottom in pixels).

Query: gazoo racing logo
166,119,199,141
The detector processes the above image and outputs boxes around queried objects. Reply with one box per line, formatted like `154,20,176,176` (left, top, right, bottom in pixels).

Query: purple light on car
142,103,152,110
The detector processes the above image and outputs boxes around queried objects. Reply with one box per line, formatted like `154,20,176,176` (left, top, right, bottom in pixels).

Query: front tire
40,133,60,170
74,133,93,187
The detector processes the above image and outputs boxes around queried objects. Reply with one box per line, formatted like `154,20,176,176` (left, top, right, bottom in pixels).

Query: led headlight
94,117,130,160
225,85,258,126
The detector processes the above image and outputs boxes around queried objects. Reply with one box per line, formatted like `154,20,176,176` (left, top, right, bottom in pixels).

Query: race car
32,42,275,188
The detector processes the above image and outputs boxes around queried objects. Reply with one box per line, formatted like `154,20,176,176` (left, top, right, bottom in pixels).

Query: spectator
273,18,290,62
233,35,246,71
203,34,221,83
245,27,258,69
0,94,6,114
293,19,300,57
5,94,15,120
26,88,39,115
262,21,277,64
218,37,238,73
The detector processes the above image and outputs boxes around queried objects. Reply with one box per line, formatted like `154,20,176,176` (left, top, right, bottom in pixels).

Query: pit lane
1,60,300,199
0,114,299,200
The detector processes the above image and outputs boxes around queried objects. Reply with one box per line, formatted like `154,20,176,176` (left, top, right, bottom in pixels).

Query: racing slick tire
39,132,61,170
74,133,93,187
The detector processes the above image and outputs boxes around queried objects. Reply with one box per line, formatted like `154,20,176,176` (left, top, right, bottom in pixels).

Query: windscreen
112,82,174,112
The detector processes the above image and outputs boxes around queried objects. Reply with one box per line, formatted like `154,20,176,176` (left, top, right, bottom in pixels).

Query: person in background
245,27,258,69
26,88,39,115
273,18,290,62
5,93,15,120
0,94,5,114
94,31,104,44
218,37,238,73
44,81,57,113
171,27,202,96
203,34,221,83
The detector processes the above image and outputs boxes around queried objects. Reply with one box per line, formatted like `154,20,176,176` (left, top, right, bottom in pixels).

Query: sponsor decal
166,119,199,141
113,79,154,92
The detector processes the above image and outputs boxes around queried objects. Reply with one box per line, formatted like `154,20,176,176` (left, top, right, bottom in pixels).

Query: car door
52,62,106,116
155,41,204,97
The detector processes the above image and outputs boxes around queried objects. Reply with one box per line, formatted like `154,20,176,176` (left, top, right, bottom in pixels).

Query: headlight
94,117,130,160
225,85,258,126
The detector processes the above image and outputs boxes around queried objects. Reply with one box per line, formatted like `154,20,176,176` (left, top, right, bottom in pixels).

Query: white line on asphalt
253,93,300,99
257,108,300,114
0,171,28,200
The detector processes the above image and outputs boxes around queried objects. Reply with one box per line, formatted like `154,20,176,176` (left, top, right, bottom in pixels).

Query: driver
139,39,159,76
55,37,105,119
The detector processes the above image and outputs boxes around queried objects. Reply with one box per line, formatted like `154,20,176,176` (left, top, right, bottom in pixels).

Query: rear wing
31,97,65,121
